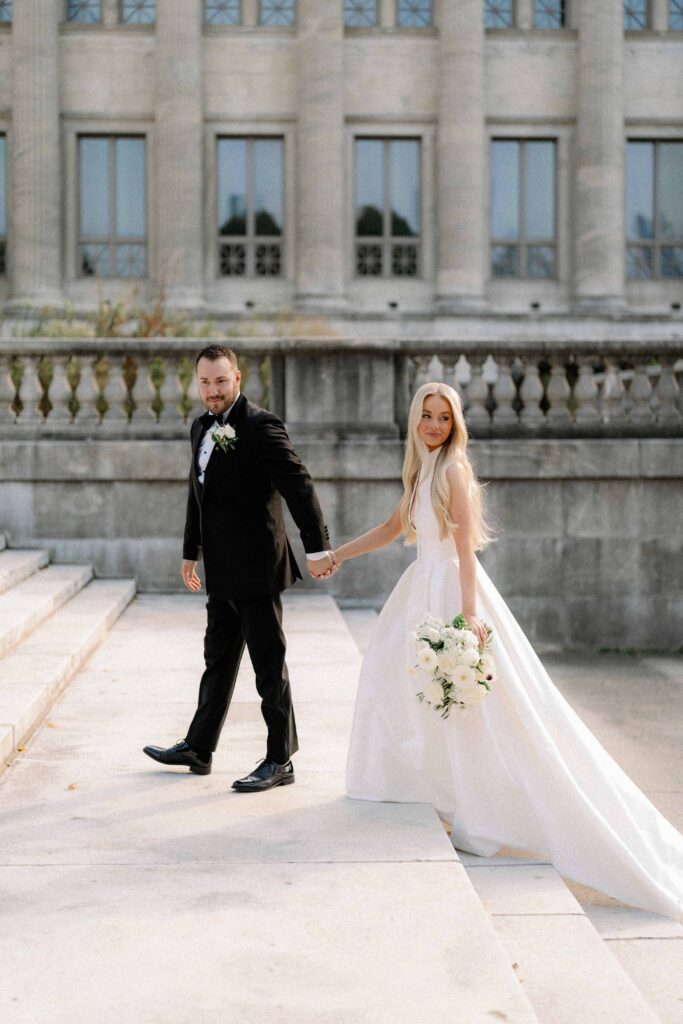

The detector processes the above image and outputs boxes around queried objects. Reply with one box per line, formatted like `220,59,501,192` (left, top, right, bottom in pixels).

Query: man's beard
203,389,237,414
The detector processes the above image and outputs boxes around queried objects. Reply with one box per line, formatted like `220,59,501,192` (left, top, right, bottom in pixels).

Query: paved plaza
1,590,681,1023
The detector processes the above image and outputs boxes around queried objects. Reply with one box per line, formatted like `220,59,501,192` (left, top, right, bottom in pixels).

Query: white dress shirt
196,393,329,562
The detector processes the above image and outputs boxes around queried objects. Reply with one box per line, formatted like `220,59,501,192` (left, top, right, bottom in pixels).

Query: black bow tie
206,412,226,427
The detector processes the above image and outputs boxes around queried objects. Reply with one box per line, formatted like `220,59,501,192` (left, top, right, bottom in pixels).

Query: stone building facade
0,0,681,326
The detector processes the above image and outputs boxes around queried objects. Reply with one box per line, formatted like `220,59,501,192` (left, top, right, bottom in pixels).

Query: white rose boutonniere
211,423,238,453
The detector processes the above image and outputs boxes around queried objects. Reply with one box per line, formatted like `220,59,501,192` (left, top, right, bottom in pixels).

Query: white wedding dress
345,447,683,921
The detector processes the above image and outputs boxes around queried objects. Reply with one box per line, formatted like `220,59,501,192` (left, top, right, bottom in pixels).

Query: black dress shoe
232,758,294,792
143,740,212,775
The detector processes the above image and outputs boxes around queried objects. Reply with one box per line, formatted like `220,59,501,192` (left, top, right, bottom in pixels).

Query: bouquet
409,613,496,717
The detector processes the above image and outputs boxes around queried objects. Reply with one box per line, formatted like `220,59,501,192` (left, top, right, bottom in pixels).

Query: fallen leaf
16,746,25,752
46,722,58,728
67,783,77,790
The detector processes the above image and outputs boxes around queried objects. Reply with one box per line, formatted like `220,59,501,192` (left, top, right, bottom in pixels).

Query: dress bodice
413,449,459,564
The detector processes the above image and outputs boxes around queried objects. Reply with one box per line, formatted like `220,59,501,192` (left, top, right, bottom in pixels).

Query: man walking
143,345,335,791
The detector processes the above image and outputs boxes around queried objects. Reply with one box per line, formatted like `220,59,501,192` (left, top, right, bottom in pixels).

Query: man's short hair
195,344,238,368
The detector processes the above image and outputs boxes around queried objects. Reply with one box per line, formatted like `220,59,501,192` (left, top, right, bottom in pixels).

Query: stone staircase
0,530,136,773
345,609,674,1024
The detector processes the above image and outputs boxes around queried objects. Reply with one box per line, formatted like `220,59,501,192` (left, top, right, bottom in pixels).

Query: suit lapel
201,393,245,494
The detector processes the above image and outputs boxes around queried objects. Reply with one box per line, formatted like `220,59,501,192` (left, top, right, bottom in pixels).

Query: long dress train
345,447,683,921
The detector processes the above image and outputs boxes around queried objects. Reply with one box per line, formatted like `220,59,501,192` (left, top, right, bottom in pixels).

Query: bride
328,381,683,921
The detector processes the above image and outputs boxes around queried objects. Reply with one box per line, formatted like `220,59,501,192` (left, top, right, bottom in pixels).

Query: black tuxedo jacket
183,393,330,599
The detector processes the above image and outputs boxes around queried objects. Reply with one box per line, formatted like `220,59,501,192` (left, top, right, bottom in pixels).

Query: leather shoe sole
143,745,212,776
232,773,295,792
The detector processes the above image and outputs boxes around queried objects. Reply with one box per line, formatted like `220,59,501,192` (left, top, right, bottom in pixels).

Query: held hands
181,559,202,592
307,550,339,580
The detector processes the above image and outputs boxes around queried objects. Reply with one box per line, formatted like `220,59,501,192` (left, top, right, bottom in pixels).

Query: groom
143,344,336,791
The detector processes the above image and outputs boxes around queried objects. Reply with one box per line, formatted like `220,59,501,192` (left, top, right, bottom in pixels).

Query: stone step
0,564,94,660
461,858,662,1023
0,548,50,595
0,579,136,770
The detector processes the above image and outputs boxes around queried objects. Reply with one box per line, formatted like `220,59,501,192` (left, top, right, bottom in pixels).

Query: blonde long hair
399,382,497,551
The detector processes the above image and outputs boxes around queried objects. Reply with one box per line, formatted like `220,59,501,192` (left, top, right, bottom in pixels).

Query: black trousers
185,591,298,765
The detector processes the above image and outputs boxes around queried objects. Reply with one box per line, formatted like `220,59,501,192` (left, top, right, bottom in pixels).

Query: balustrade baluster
545,362,573,428
651,358,681,427
464,356,490,433
573,357,601,427
47,356,73,425
130,355,157,425
491,356,518,429
18,357,45,425
158,355,183,424
601,358,626,426
518,357,545,430
0,355,15,423
102,357,128,425
628,362,655,425
73,357,101,425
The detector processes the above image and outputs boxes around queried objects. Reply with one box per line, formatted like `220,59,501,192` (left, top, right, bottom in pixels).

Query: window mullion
247,137,254,277
110,137,116,277
384,137,390,278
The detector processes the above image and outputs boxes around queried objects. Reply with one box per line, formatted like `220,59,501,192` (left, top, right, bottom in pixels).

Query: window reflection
79,136,146,278
67,0,102,23
217,137,284,277
626,141,683,278
397,0,432,27
671,0,683,28
485,1,514,28
259,0,295,25
534,0,565,28
205,0,241,24
490,139,556,278
624,1,649,29
120,0,155,24
355,137,421,277
344,0,377,26
0,1,12,24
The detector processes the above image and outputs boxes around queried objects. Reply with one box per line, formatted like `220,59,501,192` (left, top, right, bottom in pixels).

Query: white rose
417,647,439,673
426,627,441,644
453,666,477,690
437,648,459,677
423,677,444,705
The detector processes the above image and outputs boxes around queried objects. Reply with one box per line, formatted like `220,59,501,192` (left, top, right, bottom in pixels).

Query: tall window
120,0,155,23
78,136,147,278
624,0,649,28
626,141,683,279
0,1,12,24
0,136,6,275
217,137,284,277
67,0,102,22
354,138,421,278
397,1,432,27
344,0,377,26
490,139,557,279
534,0,565,28
670,0,683,28
485,1,514,28
259,0,294,24
205,0,241,23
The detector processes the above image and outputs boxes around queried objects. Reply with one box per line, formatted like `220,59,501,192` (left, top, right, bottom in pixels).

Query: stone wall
1,435,680,651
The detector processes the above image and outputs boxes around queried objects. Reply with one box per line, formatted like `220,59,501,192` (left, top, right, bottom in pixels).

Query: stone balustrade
0,337,681,438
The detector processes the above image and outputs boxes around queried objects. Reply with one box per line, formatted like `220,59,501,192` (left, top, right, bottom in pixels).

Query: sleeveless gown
345,448,683,921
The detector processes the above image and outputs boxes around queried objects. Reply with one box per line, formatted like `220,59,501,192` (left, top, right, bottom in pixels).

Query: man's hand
182,559,202,592
307,552,338,580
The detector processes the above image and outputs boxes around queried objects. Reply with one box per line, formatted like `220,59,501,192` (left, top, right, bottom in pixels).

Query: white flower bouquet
409,613,496,716
211,423,238,453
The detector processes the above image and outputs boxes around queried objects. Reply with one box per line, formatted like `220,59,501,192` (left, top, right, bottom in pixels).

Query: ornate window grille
217,137,284,278
259,0,295,25
533,0,565,28
485,1,514,28
78,136,147,279
205,0,241,24
490,139,557,279
344,0,377,26
354,138,421,279
67,0,102,22
626,141,683,279
396,0,432,28
669,0,683,28
120,0,155,24
624,1,649,29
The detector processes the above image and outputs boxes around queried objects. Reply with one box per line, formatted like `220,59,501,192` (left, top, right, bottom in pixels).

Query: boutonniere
211,423,238,453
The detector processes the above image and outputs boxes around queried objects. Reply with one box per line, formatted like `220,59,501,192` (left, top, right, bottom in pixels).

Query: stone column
574,0,625,310
154,0,203,308
10,0,62,308
295,0,346,309
435,0,487,312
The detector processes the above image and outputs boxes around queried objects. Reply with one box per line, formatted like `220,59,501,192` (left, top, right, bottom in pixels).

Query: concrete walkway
1,593,680,1023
